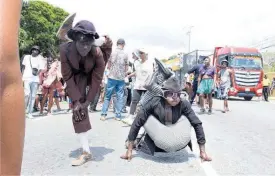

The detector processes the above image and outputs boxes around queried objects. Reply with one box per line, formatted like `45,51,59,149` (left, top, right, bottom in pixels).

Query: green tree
20,0,69,57
168,54,177,60
262,52,275,72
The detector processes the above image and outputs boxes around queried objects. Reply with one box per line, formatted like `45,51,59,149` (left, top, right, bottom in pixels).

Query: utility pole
184,26,194,52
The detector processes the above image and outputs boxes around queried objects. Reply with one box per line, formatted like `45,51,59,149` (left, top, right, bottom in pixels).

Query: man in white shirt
122,48,154,125
21,46,45,118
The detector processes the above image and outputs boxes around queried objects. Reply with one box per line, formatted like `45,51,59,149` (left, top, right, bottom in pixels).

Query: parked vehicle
213,46,264,101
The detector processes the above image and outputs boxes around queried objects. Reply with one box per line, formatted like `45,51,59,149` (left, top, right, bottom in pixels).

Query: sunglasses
75,33,95,43
163,90,181,98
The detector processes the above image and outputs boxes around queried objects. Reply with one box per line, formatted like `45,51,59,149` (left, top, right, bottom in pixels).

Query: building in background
179,50,213,85
162,57,181,80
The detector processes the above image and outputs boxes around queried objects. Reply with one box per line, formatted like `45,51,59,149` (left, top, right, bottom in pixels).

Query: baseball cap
138,48,148,54
117,38,125,45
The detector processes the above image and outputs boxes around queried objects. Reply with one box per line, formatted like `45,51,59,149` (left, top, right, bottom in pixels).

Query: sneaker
33,107,39,112
89,109,99,113
28,114,34,119
100,115,106,121
114,117,121,121
208,109,212,115
71,152,92,166
199,108,205,114
122,109,128,113
123,117,134,125
122,115,134,126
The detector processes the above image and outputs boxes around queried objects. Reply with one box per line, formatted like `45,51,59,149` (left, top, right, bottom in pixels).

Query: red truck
213,46,264,101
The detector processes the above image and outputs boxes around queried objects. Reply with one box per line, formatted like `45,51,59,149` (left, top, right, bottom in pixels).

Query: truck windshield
229,56,263,70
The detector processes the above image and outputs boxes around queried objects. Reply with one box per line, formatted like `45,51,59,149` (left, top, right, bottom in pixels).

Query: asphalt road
21,99,275,176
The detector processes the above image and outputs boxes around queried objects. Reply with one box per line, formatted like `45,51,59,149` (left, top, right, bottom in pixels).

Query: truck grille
234,70,260,87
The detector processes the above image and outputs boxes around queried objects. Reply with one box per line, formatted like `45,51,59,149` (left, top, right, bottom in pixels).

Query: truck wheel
244,96,253,101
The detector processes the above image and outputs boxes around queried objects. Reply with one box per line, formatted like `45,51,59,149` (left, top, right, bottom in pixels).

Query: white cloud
45,0,275,58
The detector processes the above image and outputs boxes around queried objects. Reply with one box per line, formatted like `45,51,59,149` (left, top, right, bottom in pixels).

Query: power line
249,36,275,48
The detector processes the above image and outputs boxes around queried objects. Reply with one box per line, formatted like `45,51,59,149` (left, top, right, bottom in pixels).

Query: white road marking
190,140,219,176
32,116,48,121
191,110,220,176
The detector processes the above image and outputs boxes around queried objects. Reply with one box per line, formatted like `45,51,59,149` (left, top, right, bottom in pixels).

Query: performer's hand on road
120,142,134,161
200,151,212,162
120,149,133,161
199,144,212,162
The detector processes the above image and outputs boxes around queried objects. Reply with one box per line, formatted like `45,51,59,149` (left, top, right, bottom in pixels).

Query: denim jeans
24,81,39,114
101,78,125,118
112,86,128,112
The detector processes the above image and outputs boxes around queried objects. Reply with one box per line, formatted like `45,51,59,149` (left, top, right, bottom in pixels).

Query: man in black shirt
187,64,203,104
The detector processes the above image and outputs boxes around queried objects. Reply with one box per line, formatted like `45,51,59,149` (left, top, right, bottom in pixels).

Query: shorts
68,98,72,104
38,94,43,102
54,90,59,98
197,79,214,94
220,86,229,100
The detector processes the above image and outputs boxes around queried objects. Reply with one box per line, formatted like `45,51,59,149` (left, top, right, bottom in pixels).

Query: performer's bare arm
121,104,150,161
0,0,25,175
127,72,136,78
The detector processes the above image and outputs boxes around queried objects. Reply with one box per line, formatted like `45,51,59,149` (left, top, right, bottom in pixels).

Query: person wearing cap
21,45,46,119
60,20,112,166
112,51,139,114
217,59,233,112
100,38,129,121
121,77,211,161
122,48,154,125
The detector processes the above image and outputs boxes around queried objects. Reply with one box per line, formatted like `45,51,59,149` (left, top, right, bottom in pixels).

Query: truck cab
213,46,264,101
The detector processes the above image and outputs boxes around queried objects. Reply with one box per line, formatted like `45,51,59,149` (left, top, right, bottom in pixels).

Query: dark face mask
31,49,39,57
48,57,53,62
221,62,228,68
75,33,95,57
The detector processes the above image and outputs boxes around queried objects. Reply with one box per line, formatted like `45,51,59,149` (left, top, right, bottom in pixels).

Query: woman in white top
126,49,154,118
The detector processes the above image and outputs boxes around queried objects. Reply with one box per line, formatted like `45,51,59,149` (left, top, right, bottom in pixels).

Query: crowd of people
185,58,275,113
21,21,275,167
21,20,212,166
2,1,275,175
185,58,234,113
